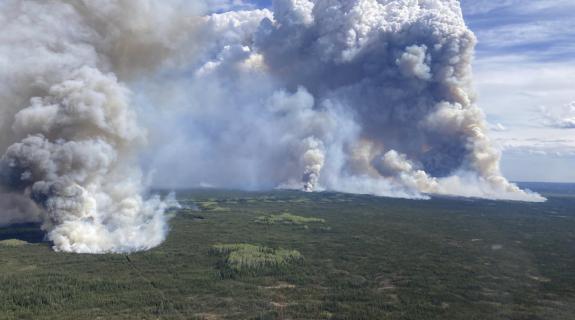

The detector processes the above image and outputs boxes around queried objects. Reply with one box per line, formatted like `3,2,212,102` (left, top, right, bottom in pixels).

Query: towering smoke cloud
0,0,544,253
148,0,543,202
0,0,200,253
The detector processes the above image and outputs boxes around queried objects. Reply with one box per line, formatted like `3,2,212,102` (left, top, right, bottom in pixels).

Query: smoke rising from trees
0,0,544,253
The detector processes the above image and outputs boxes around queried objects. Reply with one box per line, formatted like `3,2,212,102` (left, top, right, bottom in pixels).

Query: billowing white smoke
148,0,543,202
0,0,545,254
0,0,201,253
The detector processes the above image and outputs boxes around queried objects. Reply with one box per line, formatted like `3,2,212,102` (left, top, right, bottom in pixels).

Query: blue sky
460,0,575,182
209,0,575,182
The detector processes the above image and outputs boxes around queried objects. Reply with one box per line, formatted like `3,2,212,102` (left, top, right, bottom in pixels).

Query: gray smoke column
249,0,541,201
147,0,543,201
0,0,200,253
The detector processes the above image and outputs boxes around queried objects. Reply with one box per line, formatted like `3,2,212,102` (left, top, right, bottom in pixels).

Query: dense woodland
0,184,574,319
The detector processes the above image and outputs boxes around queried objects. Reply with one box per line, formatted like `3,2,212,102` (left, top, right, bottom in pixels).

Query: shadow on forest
0,223,45,243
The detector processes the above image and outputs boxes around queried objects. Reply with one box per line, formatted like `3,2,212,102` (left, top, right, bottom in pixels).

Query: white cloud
475,20,575,49
461,0,516,15
461,0,575,17
461,0,575,63
208,0,256,12
494,133,575,157
472,58,575,182
490,126,575,182
473,57,575,127
489,122,507,132
540,102,575,129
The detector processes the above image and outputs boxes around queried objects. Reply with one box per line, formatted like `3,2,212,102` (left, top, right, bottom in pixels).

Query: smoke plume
0,0,201,253
0,0,544,253
147,0,543,202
